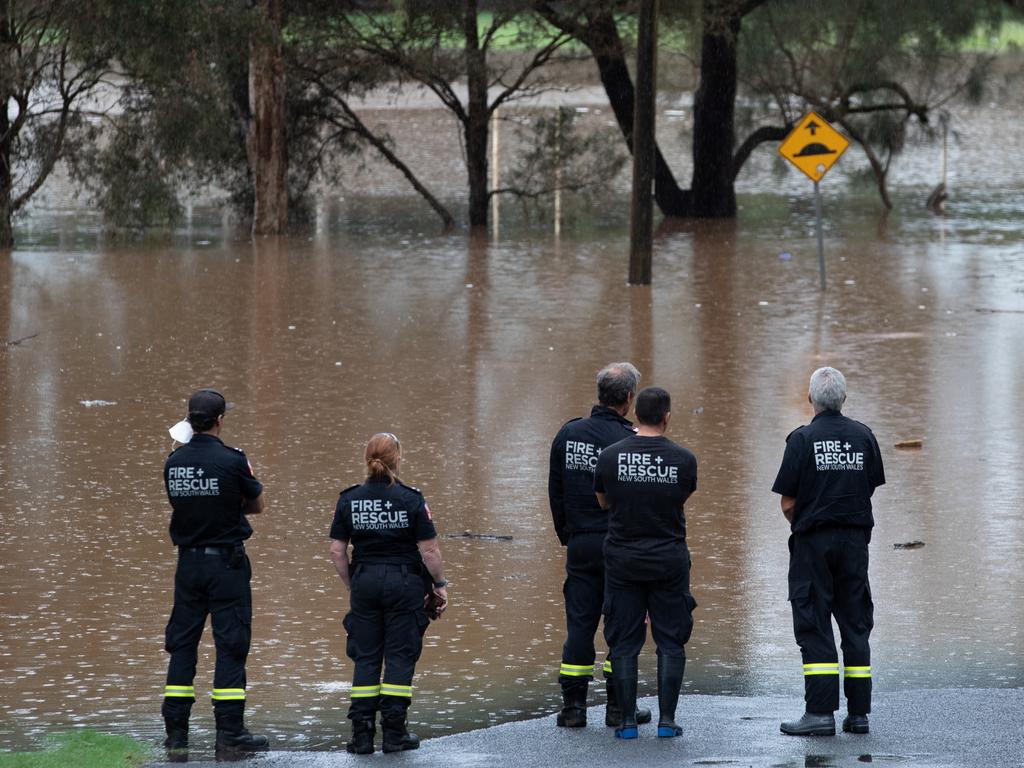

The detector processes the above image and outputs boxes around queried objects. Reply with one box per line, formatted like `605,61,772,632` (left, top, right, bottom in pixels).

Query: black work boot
215,711,270,754
656,654,685,738
162,716,189,761
780,711,836,736
381,713,420,753
556,680,588,727
346,717,376,754
612,657,639,740
605,674,652,727
842,713,870,734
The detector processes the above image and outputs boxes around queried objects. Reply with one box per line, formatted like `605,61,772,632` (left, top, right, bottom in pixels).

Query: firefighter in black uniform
161,388,268,756
772,367,884,736
594,386,698,740
329,432,448,755
548,362,652,729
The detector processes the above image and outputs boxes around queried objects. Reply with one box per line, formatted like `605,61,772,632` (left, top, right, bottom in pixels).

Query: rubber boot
612,657,639,740
779,711,836,736
656,655,685,738
381,713,420,753
162,716,189,762
214,711,270,754
842,713,869,734
605,674,652,727
346,717,376,754
556,680,588,728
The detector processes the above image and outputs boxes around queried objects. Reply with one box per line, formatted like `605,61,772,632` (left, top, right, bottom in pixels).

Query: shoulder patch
397,480,423,495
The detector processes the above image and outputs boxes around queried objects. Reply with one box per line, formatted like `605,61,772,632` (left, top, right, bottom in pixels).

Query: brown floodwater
1,97,1023,756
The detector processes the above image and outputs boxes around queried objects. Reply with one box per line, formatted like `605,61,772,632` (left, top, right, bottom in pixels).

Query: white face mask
168,420,194,444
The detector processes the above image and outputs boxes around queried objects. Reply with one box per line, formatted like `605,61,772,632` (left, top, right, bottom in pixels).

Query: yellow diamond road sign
779,111,850,183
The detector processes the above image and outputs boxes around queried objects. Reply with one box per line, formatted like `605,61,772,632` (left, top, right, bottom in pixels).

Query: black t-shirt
548,405,636,543
771,409,885,533
594,434,698,580
330,479,438,567
163,434,263,547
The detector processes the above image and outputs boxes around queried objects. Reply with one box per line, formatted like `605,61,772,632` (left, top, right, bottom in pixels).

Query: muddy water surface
1,101,1023,755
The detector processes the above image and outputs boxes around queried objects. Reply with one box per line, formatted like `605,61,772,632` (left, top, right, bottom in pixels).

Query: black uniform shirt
164,434,263,547
771,409,885,533
330,479,437,567
549,405,636,544
594,434,698,580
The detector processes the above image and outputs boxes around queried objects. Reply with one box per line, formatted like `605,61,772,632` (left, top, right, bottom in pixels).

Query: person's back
599,433,696,581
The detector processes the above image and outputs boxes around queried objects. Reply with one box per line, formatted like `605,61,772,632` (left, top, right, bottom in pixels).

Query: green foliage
0,731,154,768
504,107,627,207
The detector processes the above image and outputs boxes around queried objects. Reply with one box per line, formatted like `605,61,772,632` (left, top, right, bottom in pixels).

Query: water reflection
2,121,1024,755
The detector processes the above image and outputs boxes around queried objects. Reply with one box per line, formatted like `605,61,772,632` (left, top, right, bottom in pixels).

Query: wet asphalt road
147,688,1024,767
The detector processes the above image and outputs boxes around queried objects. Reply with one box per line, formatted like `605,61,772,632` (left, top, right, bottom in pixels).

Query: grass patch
0,731,155,768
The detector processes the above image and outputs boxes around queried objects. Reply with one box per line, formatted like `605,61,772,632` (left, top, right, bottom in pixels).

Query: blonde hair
365,432,401,484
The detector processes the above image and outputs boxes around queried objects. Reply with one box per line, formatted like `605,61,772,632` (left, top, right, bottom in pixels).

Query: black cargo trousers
163,546,252,720
788,527,873,716
559,531,612,686
344,563,429,721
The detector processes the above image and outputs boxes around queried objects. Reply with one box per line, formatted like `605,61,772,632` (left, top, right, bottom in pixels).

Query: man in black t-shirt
594,387,698,740
161,389,267,757
548,362,651,729
772,367,885,737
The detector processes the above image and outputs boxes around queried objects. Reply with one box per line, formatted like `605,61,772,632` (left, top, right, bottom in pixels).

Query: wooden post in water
628,0,658,285
491,107,500,238
554,108,563,238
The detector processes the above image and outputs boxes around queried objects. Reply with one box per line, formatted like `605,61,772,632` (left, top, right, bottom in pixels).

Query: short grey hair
809,367,847,412
596,362,641,407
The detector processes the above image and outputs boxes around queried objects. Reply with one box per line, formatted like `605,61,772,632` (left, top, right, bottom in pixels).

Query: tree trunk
1,10,14,249
690,1,741,218
582,12,690,217
247,0,288,235
464,0,489,228
628,0,658,285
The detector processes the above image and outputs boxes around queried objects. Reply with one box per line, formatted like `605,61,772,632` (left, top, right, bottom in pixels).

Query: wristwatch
433,578,448,589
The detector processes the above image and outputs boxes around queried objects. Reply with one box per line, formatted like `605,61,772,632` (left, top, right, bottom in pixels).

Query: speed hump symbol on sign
778,111,850,183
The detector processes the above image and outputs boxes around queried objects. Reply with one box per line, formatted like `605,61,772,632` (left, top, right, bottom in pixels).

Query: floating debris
80,400,117,408
443,531,513,541
692,406,705,414
893,541,925,550
5,333,38,347
894,439,924,449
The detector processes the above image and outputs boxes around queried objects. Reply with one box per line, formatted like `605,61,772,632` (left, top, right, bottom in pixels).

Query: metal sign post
778,111,850,291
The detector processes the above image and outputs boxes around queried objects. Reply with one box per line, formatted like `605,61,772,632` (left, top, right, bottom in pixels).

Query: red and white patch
247,460,254,476
424,502,433,521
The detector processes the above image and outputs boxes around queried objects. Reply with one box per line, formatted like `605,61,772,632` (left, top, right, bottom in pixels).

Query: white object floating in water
758,301,769,306
80,400,117,407
844,279,856,285
288,325,296,330
169,420,194,444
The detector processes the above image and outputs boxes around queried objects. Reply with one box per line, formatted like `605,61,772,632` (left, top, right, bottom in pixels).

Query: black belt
180,545,239,555
354,562,421,575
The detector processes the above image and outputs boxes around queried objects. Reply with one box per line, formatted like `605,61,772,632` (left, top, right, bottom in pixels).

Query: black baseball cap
188,388,235,421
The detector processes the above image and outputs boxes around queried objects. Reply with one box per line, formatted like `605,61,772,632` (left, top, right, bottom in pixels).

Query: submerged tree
0,0,119,248
539,0,1006,218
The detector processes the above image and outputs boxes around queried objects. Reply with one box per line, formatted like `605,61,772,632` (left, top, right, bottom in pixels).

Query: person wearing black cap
594,386,698,740
161,388,268,757
330,433,448,755
548,362,651,729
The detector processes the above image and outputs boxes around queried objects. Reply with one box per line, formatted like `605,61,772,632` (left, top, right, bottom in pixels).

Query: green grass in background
0,731,155,768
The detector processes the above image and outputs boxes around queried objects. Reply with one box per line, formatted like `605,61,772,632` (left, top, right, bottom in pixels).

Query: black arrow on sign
806,119,820,136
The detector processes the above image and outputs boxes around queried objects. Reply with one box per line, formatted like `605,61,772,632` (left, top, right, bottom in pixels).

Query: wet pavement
145,688,1024,768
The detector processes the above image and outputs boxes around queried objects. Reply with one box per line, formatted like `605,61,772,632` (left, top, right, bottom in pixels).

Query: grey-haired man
772,368,885,736
548,363,651,729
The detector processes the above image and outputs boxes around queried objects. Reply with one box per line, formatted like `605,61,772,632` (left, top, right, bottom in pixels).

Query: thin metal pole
814,180,826,291
491,107,500,239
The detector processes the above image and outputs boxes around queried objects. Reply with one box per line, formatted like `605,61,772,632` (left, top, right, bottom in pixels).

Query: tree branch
731,123,791,180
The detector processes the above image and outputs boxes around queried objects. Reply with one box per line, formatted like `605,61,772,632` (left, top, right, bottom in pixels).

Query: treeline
0,0,1017,247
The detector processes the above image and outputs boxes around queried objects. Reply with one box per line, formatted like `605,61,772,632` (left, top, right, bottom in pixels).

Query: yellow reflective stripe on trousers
603,660,613,675
210,688,246,701
164,685,195,698
380,683,413,698
351,685,381,698
560,663,594,678
803,663,840,676
844,666,872,679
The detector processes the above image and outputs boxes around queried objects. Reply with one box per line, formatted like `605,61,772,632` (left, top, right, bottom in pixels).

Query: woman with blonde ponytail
329,433,448,755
